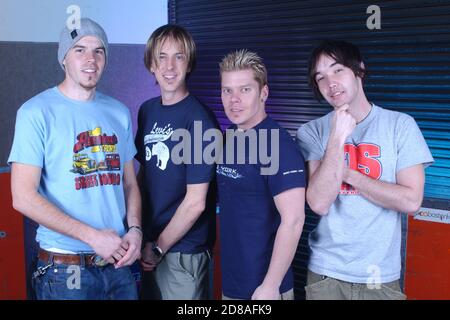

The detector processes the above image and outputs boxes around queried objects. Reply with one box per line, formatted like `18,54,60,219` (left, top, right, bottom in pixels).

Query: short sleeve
296,121,325,162
134,104,145,165
186,107,219,184
8,104,45,168
123,108,137,163
396,115,434,172
267,131,306,197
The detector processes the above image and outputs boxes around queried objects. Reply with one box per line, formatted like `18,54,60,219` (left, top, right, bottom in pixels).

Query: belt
38,248,109,267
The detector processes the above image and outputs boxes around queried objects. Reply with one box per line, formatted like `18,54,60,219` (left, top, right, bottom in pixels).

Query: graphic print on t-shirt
143,122,173,171
216,165,243,179
341,142,382,195
71,127,121,190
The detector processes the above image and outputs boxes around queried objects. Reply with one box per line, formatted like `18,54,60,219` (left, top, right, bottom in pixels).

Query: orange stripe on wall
0,172,27,300
405,215,450,299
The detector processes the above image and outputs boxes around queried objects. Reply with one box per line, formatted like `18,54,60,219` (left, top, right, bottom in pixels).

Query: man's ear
360,61,366,77
261,84,269,102
150,61,156,74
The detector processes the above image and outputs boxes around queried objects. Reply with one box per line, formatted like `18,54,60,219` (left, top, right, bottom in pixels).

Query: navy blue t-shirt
217,116,306,299
135,94,219,253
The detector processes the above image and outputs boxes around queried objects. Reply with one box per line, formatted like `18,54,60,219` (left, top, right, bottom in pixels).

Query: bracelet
128,225,143,236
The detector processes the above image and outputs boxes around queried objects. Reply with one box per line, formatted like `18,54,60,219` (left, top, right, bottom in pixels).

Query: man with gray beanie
8,18,142,300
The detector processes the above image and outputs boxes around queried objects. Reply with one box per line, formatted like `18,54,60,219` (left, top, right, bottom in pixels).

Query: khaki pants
222,288,294,300
305,270,406,300
141,251,210,300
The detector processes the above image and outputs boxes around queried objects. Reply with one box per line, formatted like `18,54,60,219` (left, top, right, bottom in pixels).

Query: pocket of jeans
34,264,73,299
305,277,333,300
176,253,195,281
380,283,407,300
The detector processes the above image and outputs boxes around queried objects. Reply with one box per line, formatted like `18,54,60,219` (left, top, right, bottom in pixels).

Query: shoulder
137,96,161,115
265,117,294,140
18,87,57,114
186,95,218,125
265,117,301,152
375,105,416,127
96,91,130,114
187,95,212,114
297,112,331,136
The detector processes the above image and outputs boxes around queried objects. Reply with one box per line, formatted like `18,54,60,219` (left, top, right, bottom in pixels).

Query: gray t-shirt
296,104,434,283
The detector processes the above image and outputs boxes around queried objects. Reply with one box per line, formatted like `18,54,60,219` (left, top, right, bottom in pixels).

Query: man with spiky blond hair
217,49,306,300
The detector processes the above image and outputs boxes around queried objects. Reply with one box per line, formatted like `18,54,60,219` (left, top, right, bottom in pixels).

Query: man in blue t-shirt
8,18,142,300
217,49,306,300
136,24,218,300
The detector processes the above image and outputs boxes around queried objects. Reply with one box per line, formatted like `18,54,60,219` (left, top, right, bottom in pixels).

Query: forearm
11,163,123,259
263,218,304,288
156,198,205,253
307,141,345,215
124,181,141,229
13,190,97,245
115,179,142,267
344,169,423,213
123,160,142,229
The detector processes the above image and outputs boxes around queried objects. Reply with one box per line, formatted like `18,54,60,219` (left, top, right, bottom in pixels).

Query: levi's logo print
341,143,382,195
143,123,173,170
71,127,121,190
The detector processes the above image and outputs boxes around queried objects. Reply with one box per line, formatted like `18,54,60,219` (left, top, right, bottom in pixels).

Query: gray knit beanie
58,18,108,70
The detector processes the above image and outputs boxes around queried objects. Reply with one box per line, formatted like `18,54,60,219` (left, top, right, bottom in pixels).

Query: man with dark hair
136,24,218,300
8,18,141,300
297,40,434,300
308,40,366,100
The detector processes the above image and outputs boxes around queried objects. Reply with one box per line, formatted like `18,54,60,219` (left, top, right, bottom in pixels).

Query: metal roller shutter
169,0,450,299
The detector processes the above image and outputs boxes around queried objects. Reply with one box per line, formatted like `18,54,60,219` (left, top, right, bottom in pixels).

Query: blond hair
219,49,267,89
144,24,196,74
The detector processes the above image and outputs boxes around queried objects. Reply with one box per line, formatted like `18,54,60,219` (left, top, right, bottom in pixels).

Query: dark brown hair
308,40,366,100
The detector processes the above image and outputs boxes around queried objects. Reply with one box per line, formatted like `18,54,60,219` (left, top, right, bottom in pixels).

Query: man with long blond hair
136,24,218,300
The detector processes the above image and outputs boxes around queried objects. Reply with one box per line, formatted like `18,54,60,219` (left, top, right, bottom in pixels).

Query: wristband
128,225,143,235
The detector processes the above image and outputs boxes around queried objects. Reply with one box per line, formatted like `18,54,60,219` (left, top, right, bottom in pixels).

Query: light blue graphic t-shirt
8,87,136,252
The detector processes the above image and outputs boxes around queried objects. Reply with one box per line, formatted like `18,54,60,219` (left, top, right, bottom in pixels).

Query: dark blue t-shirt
217,116,306,299
135,94,219,253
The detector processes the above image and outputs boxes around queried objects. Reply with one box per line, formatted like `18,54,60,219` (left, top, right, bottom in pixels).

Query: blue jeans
33,258,138,300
